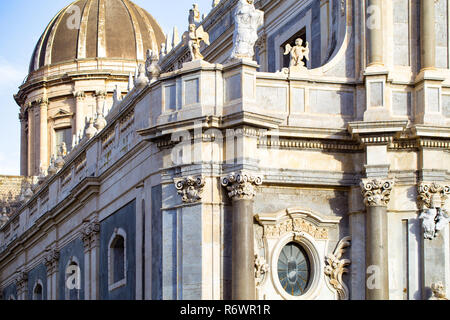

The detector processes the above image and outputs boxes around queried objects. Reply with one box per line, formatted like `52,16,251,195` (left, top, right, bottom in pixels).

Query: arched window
33,280,43,300
108,228,127,291
65,257,81,300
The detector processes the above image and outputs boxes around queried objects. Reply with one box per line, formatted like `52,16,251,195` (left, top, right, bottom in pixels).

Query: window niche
108,228,127,291
54,127,73,153
281,28,307,69
33,280,43,300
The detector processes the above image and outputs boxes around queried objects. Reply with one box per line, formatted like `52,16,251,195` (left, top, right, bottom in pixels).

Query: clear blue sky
0,0,212,175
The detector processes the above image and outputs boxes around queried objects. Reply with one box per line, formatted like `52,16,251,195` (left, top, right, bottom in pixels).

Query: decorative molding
417,182,450,209
258,137,363,152
430,282,448,300
35,97,49,106
81,218,100,251
44,249,60,275
254,254,269,287
174,176,205,203
73,91,86,100
15,269,28,295
221,172,262,200
360,179,394,207
324,236,351,300
263,217,328,240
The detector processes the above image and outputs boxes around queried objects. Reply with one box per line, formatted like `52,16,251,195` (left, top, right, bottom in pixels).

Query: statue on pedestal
284,38,310,69
183,24,210,61
230,0,264,61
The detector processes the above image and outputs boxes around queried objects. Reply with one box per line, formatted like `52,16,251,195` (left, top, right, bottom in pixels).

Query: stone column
360,179,394,300
221,172,262,300
81,218,100,300
366,0,383,66
27,102,35,176
19,111,28,176
37,97,49,170
421,0,436,69
73,91,86,134
417,183,450,299
44,249,60,300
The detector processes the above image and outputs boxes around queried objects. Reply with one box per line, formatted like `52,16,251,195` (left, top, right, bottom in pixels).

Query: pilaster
221,172,262,300
44,248,60,300
81,217,100,300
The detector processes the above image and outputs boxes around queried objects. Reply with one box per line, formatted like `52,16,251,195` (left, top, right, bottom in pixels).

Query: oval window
277,242,311,296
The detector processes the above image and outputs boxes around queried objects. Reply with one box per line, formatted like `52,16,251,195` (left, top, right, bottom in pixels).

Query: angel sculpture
284,38,310,68
145,49,161,82
430,282,448,300
419,207,437,240
189,4,201,26
435,208,450,235
182,24,210,61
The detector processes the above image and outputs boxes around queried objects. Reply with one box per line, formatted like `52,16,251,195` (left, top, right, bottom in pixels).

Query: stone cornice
221,172,263,200
360,179,394,207
348,121,408,145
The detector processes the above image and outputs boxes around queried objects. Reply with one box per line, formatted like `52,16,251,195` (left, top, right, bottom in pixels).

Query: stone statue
212,0,220,7
230,0,264,60
134,63,149,89
183,24,210,61
284,38,310,68
145,49,161,82
189,4,201,26
430,282,448,300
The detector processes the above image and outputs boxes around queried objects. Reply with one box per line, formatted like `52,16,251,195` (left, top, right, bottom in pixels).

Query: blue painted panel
151,185,162,300
2,282,17,300
99,200,136,300
58,238,85,300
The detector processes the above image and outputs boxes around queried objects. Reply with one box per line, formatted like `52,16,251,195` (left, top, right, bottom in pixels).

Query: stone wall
0,175,31,215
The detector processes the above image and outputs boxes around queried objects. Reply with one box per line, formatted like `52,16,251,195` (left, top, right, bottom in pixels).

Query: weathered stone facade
1,0,450,301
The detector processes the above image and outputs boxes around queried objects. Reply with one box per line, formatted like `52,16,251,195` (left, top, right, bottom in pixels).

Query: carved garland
324,236,352,300
174,176,205,203
263,218,328,240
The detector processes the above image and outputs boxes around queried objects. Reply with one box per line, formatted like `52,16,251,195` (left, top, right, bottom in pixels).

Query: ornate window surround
108,228,127,292
32,279,44,300
255,208,342,300
271,231,321,300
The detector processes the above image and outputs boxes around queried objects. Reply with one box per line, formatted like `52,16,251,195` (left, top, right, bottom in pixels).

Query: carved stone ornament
15,270,28,293
418,183,450,240
283,38,310,68
263,217,328,240
145,49,161,82
182,24,210,61
430,282,448,300
254,254,269,286
324,236,352,300
417,182,450,209
230,0,264,60
174,176,205,203
81,218,100,250
221,172,262,200
360,179,394,207
44,249,60,275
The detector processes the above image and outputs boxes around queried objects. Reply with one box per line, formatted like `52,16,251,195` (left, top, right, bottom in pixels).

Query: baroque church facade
0,0,450,300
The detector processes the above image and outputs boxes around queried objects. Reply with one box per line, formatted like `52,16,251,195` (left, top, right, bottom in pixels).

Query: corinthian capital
174,176,205,203
360,179,394,207
73,91,86,100
418,182,450,209
221,172,262,200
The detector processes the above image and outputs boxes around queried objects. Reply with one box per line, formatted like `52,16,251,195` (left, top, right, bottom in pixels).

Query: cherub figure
183,24,210,61
419,207,437,240
284,38,310,68
430,282,448,300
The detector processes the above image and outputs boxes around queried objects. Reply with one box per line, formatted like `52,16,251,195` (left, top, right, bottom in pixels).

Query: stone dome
28,0,165,74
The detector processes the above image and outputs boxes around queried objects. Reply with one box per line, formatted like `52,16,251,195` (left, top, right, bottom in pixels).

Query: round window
277,242,311,296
